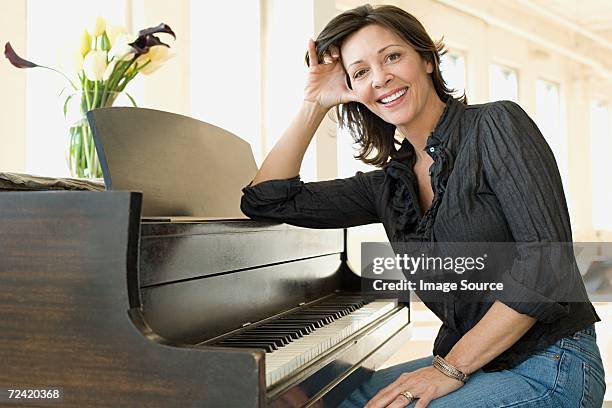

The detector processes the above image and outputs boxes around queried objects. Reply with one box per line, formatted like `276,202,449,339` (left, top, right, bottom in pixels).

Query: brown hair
305,4,466,167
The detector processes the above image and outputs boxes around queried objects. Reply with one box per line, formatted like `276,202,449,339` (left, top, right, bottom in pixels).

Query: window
489,64,518,102
190,0,318,181
190,0,261,165
535,79,569,202
261,0,316,180
336,124,375,178
26,0,127,176
590,100,612,231
337,124,388,275
440,52,466,99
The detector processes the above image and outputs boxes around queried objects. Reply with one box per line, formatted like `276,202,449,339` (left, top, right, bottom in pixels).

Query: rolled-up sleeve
240,171,383,228
480,101,577,322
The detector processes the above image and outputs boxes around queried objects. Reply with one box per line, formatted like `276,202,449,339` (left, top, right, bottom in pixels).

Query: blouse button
429,147,435,153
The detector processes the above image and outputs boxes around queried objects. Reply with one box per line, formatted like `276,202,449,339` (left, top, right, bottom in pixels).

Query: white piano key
265,300,396,386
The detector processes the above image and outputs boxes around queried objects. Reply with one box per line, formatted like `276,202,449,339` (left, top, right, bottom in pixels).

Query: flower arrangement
4,17,176,178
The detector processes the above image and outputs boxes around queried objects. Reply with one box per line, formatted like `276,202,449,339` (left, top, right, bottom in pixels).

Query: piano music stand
87,107,257,219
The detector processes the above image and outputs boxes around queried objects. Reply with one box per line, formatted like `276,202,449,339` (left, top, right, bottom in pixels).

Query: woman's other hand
304,38,359,109
365,366,464,408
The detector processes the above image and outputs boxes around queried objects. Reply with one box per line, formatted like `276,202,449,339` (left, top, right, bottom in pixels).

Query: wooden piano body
0,191,411,407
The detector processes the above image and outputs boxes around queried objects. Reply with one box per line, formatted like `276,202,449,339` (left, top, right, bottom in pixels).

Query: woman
241,4,605,407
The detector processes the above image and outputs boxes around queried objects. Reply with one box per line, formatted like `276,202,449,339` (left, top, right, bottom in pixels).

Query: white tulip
90,16,106,37
108,34,135,61
139,45,172,75
83,50,107,81
106,24,127,47
80,30,91,57
102,59,116,81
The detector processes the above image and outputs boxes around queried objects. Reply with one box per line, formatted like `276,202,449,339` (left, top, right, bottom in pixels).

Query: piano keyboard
216,296,397,386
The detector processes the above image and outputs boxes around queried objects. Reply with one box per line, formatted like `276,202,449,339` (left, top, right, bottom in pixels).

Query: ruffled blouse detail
384,98,457,242
384,155,420,239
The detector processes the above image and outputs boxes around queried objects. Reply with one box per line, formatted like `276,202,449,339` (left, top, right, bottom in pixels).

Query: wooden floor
381,302,612,403
380,302,441,368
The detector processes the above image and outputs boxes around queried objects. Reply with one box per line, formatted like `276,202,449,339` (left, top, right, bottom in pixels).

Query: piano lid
87,107,258,218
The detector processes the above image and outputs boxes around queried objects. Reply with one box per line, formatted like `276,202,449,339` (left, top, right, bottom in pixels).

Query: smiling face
341,24,438,130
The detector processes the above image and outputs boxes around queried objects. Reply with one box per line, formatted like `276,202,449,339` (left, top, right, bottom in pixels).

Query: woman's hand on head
304,38,359,110
365,366,463,408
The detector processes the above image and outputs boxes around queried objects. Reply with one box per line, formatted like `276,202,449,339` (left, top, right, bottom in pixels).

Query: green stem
100,76,109,107
82,120,91,174
76,127,83,177
84,78,92,110
93,80,100,109
37,64,78,90
107,57,137,95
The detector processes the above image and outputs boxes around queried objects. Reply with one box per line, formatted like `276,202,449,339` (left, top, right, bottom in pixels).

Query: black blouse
240,97,600,371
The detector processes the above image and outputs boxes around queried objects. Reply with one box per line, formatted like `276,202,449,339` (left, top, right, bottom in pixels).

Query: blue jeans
340,326,606,407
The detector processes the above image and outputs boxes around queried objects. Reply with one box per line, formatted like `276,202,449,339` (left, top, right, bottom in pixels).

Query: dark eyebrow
347,44,402,69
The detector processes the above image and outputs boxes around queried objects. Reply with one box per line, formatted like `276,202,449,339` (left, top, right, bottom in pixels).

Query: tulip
108,34,136,61
89,16,106,37
106,24,127,47
108,34,135,61
90,16,106,37
82,50,107,81
138,45,172,75
80,30,91,57
102,59,116,81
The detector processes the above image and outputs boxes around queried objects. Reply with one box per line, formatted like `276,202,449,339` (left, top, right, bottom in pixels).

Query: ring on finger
400,390,414,402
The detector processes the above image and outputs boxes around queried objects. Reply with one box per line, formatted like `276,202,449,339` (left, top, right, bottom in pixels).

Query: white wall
2,0,611,237
0,1,26,172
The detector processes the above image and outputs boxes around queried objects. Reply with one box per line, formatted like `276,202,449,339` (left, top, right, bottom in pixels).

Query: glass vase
65,90,134,179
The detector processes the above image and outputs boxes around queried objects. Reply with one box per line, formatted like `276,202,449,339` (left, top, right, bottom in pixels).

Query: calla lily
138,23,176,39
109,34,136,61
80,30,91,57
6,21,176,180
129,23,175,56
4,42,38,68
4,41,77,89
82,50,107,81
90,16,106,37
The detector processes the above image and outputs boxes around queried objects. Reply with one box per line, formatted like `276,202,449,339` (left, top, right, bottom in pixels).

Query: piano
0,108,411,407
0,191,411,407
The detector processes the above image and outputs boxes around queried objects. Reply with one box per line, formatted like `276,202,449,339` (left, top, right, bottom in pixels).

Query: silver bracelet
432,355,470,383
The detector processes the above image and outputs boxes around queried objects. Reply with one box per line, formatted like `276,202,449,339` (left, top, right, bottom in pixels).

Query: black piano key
215,295,376,351
218,341,276,353
288,314,333,325
217,343,274,353
291,313,335,324
278,316,327,324
251,327,302,340
277,318,322,329
249,327,299,336
321,298,368,305
266,333,294,343
306,308,346,319
262,325,313,335
241,331,294,342
232,334,290,347
258,323,312,335
318,302,360,312
272,319,319,329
